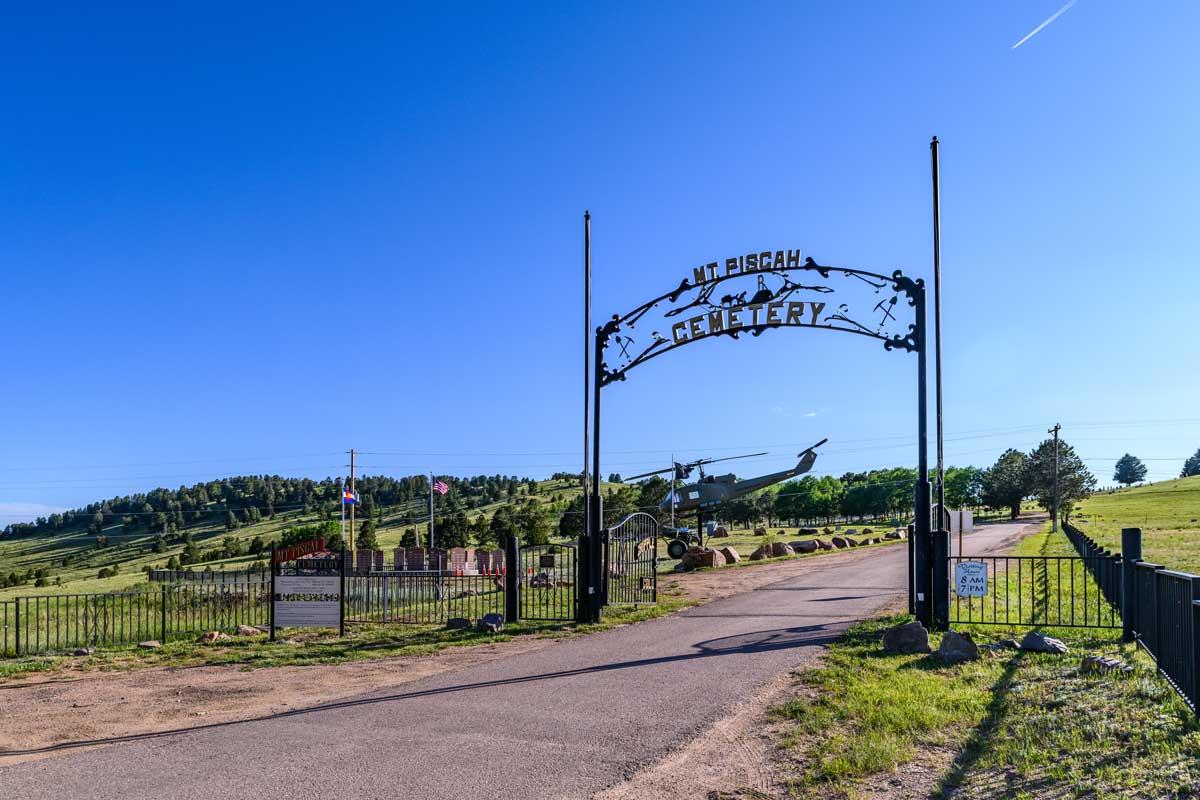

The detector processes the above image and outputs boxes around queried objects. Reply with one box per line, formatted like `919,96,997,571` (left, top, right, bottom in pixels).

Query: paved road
0,521,1028,800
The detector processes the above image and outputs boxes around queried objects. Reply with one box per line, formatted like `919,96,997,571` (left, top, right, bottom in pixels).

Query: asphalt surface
0,521,1028,800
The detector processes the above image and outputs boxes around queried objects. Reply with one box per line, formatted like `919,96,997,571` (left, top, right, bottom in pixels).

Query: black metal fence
148,568,270,584
0,583,270,657
1064,522,1200,712
342,573,505,625
947,555,1121,629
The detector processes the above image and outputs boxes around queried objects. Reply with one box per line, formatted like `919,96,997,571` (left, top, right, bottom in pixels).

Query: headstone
373,550,385,571
937,630,979,662
492,549,506,572
1080,655,1128,674
475,549,492,574
449,547,468,573
405,547,426,571
428,548,447,572
393,547,407,570
718,546,740,563
355,548,375,574
845,529,858,536
881,622,931,654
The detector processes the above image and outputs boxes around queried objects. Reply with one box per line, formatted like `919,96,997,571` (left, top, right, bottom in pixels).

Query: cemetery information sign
954,561,988,598
274,575,342,628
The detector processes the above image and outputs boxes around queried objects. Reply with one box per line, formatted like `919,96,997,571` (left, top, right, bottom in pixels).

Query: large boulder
1020,631,1069,654
799,528,819,537
882,621,931,654
711,526,730,538
682,548,727,570
814,539,833,550
748,545,771,561
236,624,263,637
446,617,472,630
823,527,834,536
754,527,767,537
861,528,874,537
198,631,232,644
937,630,979,662
138,640,162,650
775,530,787,538
718,546,740,564
769,542,795,558
884,530,903,541
793,540,819,554
476,613,504,634
831,536,849,549
844,537,859,547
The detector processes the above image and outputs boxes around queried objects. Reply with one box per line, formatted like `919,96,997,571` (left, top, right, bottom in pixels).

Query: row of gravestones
350,547,507,574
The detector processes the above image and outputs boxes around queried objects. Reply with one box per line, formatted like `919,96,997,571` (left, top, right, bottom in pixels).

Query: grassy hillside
0,477,604,601
1070,475,1200,571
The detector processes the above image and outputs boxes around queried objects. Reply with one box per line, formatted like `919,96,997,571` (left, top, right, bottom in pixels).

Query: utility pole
348,448,356,553
931,137,946,532
583,211,591,550
1049,423,1061,533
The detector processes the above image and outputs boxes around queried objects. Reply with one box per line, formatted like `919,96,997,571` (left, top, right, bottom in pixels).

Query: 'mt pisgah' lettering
691,249,803,284
670,300,826,345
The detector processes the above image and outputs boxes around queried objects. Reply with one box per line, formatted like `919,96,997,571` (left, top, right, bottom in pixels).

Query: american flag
432,478,449,495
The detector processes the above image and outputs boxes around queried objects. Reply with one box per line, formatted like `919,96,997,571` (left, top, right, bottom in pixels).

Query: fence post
1121,528,1142,643
161,583,168,644
932,527,950,631
504,534,519,623
14,596,19,657
1190,579,1200,713
1193,596,1200,716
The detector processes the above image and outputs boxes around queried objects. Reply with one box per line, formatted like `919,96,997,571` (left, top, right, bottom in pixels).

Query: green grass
1070,475,1200,572
777,615,1200,799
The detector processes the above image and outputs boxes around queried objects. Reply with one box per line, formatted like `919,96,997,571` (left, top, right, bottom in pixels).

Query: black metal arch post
581,252,935,628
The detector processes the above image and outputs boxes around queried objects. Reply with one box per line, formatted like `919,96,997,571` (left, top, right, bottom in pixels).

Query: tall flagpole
429,472,435,550
340,477,345,545
930,137,945,543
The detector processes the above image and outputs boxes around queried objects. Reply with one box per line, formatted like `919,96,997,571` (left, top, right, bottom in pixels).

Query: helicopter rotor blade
690,451,769,467
625,466,675,481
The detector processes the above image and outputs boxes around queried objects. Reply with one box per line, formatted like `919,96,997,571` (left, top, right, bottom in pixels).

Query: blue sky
3,2,1199,523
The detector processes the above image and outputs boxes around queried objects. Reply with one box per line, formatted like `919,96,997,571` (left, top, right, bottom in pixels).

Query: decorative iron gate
605,513,658,606
518,542,577,621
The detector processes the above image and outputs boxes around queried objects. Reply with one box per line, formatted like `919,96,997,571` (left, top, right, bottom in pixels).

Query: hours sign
954,561,988,598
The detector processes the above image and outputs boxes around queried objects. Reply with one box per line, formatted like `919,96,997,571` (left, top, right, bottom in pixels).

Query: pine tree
1113,454,1147,486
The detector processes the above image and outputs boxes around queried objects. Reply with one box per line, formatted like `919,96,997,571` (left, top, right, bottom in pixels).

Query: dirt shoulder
0,541,896,762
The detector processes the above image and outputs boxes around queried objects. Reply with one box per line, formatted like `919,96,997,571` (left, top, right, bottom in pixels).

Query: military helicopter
626,439,827,559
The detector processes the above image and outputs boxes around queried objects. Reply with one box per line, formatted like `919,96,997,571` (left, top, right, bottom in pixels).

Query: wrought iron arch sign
583,247,937,628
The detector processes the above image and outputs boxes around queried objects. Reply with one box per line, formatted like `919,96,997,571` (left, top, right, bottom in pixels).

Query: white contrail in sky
1012,0,1078,49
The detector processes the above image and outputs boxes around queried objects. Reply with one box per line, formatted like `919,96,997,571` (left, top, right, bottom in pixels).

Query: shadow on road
0,622,848,759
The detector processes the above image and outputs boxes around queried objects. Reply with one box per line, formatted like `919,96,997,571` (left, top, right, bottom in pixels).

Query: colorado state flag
342,488,359,505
